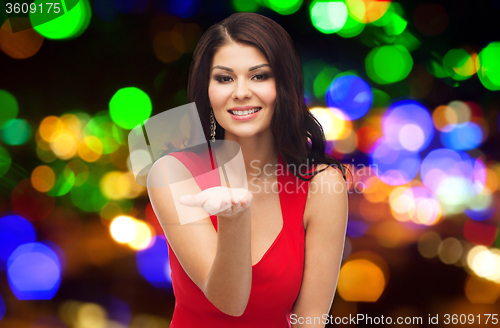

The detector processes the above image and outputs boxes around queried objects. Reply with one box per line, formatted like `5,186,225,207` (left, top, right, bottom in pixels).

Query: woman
147,12,348,327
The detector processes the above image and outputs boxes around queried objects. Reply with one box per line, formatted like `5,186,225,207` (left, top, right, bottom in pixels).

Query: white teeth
230,107,261,116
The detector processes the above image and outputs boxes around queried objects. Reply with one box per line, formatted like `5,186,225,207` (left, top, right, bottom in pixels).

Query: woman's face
208,42,276,139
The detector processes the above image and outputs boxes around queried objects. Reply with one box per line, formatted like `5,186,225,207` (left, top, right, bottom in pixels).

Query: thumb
179,194,201,207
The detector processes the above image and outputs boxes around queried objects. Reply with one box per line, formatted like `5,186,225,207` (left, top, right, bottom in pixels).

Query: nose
232,78,252,100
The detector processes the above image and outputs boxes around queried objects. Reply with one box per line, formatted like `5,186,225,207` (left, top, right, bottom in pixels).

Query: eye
214,75,233,83
252,73,270,81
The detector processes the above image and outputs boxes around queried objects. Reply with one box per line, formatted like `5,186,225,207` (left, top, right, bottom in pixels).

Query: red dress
166,148,311,327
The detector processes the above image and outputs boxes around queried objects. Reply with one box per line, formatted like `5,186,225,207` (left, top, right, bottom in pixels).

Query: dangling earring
210,108,216,143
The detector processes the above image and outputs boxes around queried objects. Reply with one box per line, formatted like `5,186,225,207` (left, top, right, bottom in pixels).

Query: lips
227,106,262,121
228,107,261,116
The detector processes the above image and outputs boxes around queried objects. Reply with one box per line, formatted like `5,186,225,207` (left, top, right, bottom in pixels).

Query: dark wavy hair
183,12,348,181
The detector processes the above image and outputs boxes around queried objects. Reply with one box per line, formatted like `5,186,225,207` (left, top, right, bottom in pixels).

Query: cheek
208,84,230,104
260,85,277,105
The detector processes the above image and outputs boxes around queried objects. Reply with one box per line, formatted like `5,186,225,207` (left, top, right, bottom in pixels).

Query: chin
224,126,268,139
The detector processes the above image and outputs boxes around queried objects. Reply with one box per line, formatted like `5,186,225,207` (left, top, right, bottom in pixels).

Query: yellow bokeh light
58,300,83,326
484,167,499,191
60,114,82,140
374,221,406,248
128,220,153,250
31,165,56,192
363,176,393,203
448,100,471,124
453,50,480,77
346,0,391,24
78,135,103,162
467,246,500,281
76,303,107,328
100,171,129,200
465,274,500,304
437,237,463,265
51,132,78,160
338,259,386,302
415,197,441,225
39,116,64,143
333,127,358,154
310,107,346,141
467,245,487,268
418,231,441,259
110,215,136,243
389,186,414,221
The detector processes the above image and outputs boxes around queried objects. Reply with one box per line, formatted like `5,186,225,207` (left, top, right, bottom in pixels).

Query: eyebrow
211,64,270,73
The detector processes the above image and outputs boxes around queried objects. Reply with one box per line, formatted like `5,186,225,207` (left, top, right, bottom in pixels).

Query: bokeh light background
1,0,500,326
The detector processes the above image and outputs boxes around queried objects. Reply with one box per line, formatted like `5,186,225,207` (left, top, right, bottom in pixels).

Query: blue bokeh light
164,0,198,18
7,243,62,300
382,100,434,152
420,148,474,194
369,137,421,185
440,122,483,150
464,206,497,222
0,292,5,321
346,220,368,238
113,0,135,13
326,75,373,120
105,296,132,327
136,236,172,288
0,215,36,271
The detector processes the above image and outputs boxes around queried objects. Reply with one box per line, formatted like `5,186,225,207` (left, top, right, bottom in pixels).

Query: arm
147,156,252,316
291,165,348,327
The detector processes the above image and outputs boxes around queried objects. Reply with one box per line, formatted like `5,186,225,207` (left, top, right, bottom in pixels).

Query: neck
224,129,278,180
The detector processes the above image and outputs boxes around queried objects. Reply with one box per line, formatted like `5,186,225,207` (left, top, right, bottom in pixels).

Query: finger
220,198,232,211
231,202,243,213
240,198,251,209
179,194,200,207
205,199,216,214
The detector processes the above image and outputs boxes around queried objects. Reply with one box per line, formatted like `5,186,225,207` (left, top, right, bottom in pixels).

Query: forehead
212,43,268,67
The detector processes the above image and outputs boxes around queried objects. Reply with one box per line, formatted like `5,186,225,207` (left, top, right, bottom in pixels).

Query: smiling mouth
228,107,262,116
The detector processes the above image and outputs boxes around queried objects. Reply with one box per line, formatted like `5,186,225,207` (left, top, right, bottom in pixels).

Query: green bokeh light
365,45,413,84
268,0,302,15
109,87,153,130
478,42,500,91
0,90,19,127
394,31,420,51
303,60,328,99
47,160,75,197
314,66,340,99
233,0,259,12
337,12,364,38
310,1,348,34
70,181,108,212
1,118,32,146
383,12,407,36
85,111,124,154
372,2,404,27
371,88,392,108
0,146,12,177
31,0,91,40
426,59,448,78
443,49,474,81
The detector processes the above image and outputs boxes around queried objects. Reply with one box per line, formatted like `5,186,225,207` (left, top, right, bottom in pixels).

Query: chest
249,189,283,266
247,176,309,265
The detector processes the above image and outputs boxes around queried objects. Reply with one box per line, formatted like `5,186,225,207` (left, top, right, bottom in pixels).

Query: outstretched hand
179,186,253,218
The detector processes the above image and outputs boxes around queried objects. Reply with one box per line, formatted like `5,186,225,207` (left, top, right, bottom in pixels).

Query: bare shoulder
304,164,348,229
